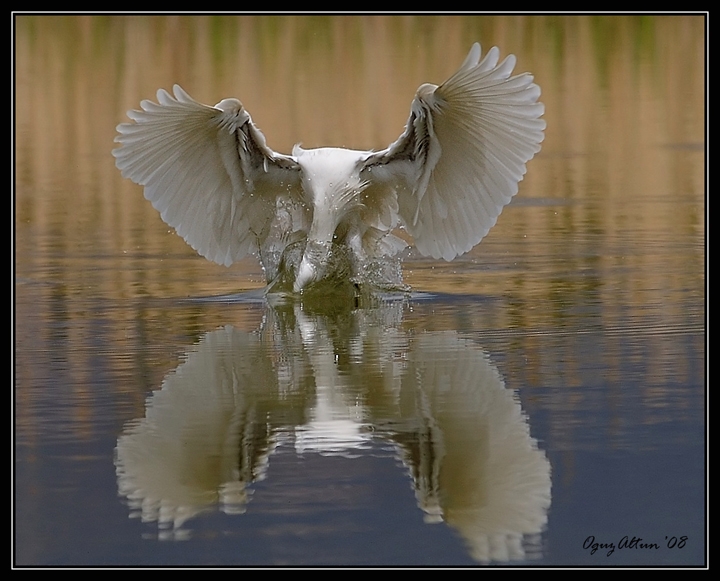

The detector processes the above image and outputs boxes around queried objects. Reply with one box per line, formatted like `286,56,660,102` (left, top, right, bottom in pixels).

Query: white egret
113,43,545,294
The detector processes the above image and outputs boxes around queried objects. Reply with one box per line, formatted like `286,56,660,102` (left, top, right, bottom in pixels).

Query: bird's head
291,237,360,294
293,239,332,292
294,257,316,292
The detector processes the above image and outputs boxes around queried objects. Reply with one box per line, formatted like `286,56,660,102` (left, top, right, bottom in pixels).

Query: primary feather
113,43,545,292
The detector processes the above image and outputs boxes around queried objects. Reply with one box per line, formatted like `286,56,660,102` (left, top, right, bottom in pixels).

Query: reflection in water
115,298,551,563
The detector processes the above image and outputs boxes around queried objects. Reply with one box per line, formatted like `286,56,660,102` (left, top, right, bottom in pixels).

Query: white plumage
113,43,545,293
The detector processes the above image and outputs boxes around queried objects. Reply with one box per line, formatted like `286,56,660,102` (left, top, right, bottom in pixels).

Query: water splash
263,237,409,296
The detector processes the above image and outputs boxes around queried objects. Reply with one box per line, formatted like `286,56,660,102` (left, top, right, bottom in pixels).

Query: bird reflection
115,299,551,562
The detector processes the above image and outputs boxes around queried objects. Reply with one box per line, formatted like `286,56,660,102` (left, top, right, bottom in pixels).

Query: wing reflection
115,300,551,562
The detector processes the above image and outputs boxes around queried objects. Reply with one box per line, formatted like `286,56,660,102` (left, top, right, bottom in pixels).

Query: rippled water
14,15,705,567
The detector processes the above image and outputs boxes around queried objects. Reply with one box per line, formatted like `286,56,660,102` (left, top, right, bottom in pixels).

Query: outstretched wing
362,44,545,261
113,85,303,267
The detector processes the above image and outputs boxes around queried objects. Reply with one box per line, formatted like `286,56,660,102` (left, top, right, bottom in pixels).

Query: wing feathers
114,85,302,267
380,44,545,260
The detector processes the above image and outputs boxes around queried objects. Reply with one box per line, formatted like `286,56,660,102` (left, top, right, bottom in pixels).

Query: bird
113,43,545,295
